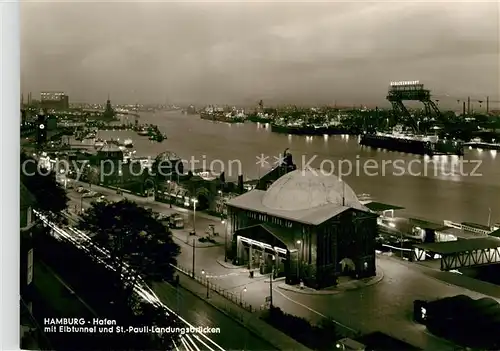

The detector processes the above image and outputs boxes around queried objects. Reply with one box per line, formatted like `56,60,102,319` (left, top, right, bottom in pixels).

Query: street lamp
296,240,302,281
240,287,247,305
223,217,228,262
201,269,209,298
191,198,198,234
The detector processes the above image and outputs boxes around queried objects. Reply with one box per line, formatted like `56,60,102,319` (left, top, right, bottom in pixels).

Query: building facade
226,169,378,289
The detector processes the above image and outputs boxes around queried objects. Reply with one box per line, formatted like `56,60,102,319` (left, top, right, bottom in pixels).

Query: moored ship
359,132,464,156
123,138,134,148
94,138,105,148
271,122,349,135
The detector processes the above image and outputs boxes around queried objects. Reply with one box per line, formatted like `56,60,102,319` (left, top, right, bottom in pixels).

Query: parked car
168,214,185,229
156,213,170,221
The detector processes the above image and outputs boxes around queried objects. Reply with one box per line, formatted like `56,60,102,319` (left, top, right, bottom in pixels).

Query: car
76,186,86,193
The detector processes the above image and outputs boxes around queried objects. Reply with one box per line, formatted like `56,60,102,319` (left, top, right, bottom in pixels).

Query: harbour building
225,168,378,289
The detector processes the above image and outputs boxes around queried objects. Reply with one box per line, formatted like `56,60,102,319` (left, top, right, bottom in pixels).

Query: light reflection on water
106,111,499,224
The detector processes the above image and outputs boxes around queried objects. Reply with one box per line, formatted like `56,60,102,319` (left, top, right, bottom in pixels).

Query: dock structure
386,81,442,130
413,237,500,271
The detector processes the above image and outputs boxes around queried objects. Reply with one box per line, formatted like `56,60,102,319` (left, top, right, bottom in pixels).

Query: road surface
153,280,276,351
67,182,500,350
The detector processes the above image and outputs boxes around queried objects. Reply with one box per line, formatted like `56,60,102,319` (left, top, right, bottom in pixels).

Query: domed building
226,168,378,289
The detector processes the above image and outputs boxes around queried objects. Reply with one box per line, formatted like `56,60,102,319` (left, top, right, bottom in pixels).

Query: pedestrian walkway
380,254,500,302
173,267,313,351
217,258,241,269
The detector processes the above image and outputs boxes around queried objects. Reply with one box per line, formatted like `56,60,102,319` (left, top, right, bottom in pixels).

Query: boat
463,139,500,151
359,132,464,156
200,111,245,123
137,129,149,136
247,113,273,123
149,133,166,142
123,138,134,148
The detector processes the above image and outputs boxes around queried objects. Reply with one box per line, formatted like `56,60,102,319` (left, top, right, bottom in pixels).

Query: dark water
95,111,499,225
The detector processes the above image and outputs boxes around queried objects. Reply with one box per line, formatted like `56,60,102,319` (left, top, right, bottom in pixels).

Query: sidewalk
379,254,500,301
72,181,227,248
79,181,223,222
173,266,313,351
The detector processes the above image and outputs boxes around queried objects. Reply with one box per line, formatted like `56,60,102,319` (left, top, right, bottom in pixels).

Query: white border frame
1,0,21,349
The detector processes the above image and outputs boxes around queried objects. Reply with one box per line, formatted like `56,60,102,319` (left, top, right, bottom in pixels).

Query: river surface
93,110,499,225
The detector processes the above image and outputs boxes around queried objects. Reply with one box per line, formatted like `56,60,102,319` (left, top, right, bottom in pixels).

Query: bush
262,306,338,350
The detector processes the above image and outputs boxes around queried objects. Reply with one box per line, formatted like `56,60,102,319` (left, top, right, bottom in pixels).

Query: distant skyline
21,1,499,108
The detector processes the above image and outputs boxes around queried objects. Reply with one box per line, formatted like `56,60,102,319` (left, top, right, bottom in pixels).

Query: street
152,279,276,351
66,182,500,350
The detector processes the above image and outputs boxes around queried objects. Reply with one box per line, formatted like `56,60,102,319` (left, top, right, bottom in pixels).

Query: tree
78,199,181,285
20,151,69,220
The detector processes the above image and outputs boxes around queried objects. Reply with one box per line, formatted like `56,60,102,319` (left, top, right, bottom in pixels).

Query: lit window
421,307,427,319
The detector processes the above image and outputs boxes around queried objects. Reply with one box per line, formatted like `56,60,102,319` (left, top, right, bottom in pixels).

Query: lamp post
223,217,228,262
269,251,276,309
80,193,83,214
240,286,247,305
191,198,198,234
118,169,123,195
192,238,195,278
296,240,302,281
202,269,209,298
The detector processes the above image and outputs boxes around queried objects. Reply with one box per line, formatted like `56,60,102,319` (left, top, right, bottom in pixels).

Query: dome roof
262,169,364,211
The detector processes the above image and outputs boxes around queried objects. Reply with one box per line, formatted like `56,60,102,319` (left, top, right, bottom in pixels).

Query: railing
173,264,254,315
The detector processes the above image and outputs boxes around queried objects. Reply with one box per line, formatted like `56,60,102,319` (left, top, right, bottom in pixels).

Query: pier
464,141,500,151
